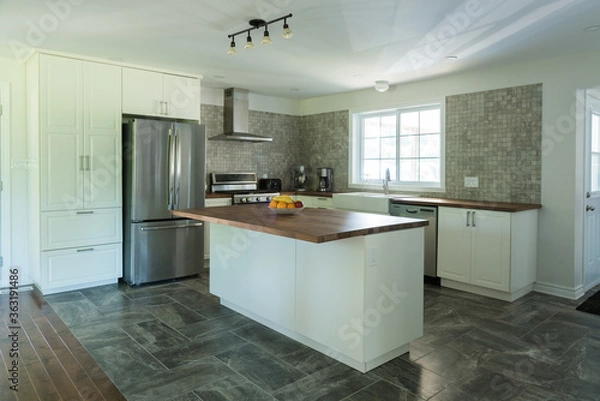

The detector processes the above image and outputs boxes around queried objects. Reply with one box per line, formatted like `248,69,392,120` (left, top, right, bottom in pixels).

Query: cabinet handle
77,247,94,253
472,211,476,227
165,101,169,115
85,155,90,171
317,197,327,201
76,211,94,215
466,211,470,227
79,155,84,171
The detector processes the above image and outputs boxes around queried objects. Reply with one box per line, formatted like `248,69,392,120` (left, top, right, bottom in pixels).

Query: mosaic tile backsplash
204,83,541,203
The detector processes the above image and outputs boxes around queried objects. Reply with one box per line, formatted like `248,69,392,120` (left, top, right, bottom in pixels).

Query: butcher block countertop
172,204,428,243
390,197,542,212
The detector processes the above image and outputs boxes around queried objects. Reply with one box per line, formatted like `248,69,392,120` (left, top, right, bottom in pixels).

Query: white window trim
0,82,11,288
348,100,446,193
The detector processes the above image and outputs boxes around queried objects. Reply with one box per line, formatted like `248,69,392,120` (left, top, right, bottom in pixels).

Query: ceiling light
282,17,293,39
583,24,600,32
374,80,389,92
228,39,237,55
444,55,459,61
227,13,293,54
245,32,254,49
262,27,272,45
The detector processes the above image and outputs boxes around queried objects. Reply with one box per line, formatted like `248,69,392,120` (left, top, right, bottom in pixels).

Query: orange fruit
269,200,277,208
287,203,296,208
277,202,287,208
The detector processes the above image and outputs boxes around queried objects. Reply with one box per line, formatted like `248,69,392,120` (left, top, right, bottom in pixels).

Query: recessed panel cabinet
27,53,123,294
122,67,200,121
437,206,537,301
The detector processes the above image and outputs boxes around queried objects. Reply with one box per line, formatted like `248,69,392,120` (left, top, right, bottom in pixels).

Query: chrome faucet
383,168,391,195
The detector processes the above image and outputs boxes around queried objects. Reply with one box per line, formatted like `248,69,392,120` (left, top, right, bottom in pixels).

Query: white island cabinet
437,206,538,301
27,53,123,294
174,205,427,373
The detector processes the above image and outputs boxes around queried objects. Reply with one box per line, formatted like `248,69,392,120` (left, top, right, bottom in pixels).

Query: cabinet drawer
312,196,333,208
205,198,232,207
41,243,122,293
41,208,122,250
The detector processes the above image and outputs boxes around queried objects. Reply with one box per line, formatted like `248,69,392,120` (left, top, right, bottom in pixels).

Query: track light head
262,27,272,45
228,38,237,55
282,18,293,39
245,32,254,49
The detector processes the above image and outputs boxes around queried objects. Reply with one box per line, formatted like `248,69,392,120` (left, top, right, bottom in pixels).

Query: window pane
592,114,600,152
364,138,380,158
592,153,600,193
399,159,418,181
400,112,419,135
381,137,396,158
364,118,380,138
420,109,441,133
420,134,440,158
420,159,440,182
363,160,380,180
400,136,418,157
381,115,397,137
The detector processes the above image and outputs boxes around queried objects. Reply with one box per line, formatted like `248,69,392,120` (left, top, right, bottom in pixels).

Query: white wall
0,55,30,284
300,50,600,299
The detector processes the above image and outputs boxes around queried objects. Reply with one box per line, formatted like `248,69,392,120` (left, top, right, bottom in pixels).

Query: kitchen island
172,205,428,372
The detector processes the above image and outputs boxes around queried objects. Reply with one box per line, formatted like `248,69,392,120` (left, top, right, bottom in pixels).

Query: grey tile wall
203,83,542,203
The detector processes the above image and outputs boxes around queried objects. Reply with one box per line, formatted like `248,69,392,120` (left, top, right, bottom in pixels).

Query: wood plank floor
0,288,126,401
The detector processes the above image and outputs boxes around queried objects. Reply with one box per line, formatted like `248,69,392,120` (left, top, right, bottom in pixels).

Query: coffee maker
317,167,333,192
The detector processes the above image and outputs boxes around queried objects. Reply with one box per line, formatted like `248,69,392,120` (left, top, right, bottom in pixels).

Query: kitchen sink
332,192,419,214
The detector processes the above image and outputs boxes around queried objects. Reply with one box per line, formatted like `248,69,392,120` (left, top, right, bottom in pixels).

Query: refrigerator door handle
138,222,203,232
167,128,175,210
174,129,182,209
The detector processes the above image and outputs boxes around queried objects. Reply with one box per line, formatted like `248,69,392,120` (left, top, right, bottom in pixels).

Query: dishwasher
389,202,439,283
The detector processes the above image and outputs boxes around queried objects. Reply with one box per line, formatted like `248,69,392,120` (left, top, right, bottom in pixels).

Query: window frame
349,101,445,192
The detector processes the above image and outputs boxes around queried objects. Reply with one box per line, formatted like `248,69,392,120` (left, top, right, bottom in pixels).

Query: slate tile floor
45,269,600,401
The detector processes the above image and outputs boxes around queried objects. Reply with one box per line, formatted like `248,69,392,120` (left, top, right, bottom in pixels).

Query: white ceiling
1,0,599,99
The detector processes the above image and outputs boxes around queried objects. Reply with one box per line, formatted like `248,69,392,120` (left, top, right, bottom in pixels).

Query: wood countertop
281,191,335,197
390,197,542,212
172,204,428,243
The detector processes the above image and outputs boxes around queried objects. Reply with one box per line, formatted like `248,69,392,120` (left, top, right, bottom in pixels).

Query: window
591,112,600,193
351,103,444,190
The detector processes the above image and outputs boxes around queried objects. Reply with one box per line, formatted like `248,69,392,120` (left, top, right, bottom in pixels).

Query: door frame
0,82,12,288
582,87,600,292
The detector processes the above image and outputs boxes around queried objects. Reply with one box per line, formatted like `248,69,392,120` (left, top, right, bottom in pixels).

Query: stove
210,172,280,204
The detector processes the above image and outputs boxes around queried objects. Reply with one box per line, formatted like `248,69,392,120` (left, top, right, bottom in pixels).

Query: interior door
584,89,600,290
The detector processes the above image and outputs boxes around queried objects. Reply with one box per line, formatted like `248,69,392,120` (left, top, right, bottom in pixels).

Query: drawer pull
76,211,94,215
139,223,203,232
77,247,94,253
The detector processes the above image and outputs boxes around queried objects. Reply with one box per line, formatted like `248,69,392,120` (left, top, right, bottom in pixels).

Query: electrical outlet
464,177,479,188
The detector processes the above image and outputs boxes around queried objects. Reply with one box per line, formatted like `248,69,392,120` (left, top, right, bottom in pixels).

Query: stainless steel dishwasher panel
390,203,438,279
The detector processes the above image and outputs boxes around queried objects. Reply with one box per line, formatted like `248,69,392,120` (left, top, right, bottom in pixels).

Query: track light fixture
227,13,293,54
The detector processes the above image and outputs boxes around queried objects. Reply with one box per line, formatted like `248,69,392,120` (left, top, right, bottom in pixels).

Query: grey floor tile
45,291,87,304
74,326,130,350
520,320,590,363
271,363,377,401
371,355,451,399
48,297,104,326
123,319,189,353
216,343,307,393
166,392,201,401
435,367,524,401
232,321,308,357
97,294,175,314
178,313,254,341
551,336,600,383
480,351,563,387
146,301,207,329
458,327,531,354
153,330,248,369
122,357,237,401
343,379,426,401
80,284,130,307
88,336,167,389
167,288,235,319
279,346,340,375
120,282,191,300
194,375,275,401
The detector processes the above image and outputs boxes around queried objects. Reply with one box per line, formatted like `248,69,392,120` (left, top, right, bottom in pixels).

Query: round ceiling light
374,80,389,92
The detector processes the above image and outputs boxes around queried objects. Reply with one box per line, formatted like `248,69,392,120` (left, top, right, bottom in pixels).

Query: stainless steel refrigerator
123,118,206,285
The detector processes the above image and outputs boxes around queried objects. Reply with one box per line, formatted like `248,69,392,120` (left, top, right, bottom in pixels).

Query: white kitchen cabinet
204,197,233,259
437,206,537,301
122,67,200,121
27,53,123,294
295,195,334,209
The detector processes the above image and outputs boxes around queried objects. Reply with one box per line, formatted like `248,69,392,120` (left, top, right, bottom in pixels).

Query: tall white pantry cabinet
27,53,123,295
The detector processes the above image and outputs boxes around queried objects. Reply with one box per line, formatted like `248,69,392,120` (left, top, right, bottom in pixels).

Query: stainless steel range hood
209,88,272,142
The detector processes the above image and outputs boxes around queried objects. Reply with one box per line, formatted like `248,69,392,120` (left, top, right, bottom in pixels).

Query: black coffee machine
317,167,333,192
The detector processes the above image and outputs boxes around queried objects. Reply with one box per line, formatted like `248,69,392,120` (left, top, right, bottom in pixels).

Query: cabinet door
437,207,471,282
295,195,313,207
163,74,200,120
122,68,163,116
312,196,334,209
40,55,84,211
84,62,122,208
470,210,511,291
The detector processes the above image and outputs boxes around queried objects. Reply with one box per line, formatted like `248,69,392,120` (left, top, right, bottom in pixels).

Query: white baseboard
533,281,585,300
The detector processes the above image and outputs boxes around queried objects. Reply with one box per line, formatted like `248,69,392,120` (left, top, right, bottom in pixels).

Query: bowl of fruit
268,195,305,214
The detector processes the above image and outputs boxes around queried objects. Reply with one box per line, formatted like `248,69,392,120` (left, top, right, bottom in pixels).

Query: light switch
464,177,479,188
